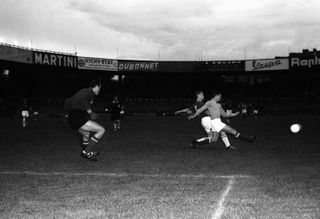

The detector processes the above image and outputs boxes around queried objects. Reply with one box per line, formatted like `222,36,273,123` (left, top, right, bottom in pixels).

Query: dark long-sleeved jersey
189,101,209,118
64,88,95,112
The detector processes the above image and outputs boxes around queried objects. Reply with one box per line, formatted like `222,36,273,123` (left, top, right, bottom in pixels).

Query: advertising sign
78,57,118,71
290,56,320,69
118,61,159,72
196,60,244,72
160,61,195,72
0,44,32,64
245,58,289,71
33,51,77,68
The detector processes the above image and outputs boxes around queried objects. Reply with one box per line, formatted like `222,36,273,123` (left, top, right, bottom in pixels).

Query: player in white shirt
175,90,235,149
189,90,256,144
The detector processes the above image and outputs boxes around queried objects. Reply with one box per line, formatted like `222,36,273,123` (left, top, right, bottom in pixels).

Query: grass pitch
0,115,319,218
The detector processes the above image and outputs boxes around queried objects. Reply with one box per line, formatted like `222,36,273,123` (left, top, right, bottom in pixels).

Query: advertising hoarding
196,60,245,72
245,58,289,71
33,51,77,68
290,56,320,69
118,61,159,72
0,44,32,64
78,57,118,71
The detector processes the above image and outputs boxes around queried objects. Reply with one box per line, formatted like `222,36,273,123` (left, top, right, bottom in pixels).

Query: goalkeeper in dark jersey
64,79,105,161
175,90,235,149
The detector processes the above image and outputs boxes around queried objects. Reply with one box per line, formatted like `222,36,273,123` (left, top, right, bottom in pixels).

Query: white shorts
22,110,29,117
201,116,216,133
210,118,226,132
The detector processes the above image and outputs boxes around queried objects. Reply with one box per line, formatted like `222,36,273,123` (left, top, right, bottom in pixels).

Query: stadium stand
1,43,319,117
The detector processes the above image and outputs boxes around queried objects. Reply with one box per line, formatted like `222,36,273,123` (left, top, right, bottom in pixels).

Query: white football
290,124,301,133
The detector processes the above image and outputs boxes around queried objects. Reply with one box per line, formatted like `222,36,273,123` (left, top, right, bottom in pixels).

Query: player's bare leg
113,120,120,130
79,120,105,160
221,125,256,143
190,130,219,148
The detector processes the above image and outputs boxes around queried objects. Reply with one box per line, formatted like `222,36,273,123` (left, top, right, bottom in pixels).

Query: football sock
81,139,90,150
85,136,100,153
221,132,231,147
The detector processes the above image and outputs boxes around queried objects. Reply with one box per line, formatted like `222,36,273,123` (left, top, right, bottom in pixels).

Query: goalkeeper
64,79,105,161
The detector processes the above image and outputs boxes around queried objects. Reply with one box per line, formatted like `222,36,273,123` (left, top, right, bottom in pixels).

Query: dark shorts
111,114,120,121
68,110,89,130
111,112,120,121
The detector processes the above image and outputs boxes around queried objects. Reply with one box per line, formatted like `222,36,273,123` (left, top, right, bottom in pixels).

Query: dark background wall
1,59,319,116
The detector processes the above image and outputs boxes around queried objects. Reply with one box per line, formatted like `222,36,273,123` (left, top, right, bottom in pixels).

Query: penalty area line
0,171,251,179
211,176,235,219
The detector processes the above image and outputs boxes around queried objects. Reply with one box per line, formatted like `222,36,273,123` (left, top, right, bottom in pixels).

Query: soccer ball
290,123,301,133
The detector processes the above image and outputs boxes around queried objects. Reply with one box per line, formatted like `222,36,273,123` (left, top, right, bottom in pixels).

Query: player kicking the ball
175,90,236,149
64,79,105,161
188,90,256,145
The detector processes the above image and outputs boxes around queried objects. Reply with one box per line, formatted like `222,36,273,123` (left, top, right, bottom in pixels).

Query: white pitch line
211,176,235,219
0,171,251,179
